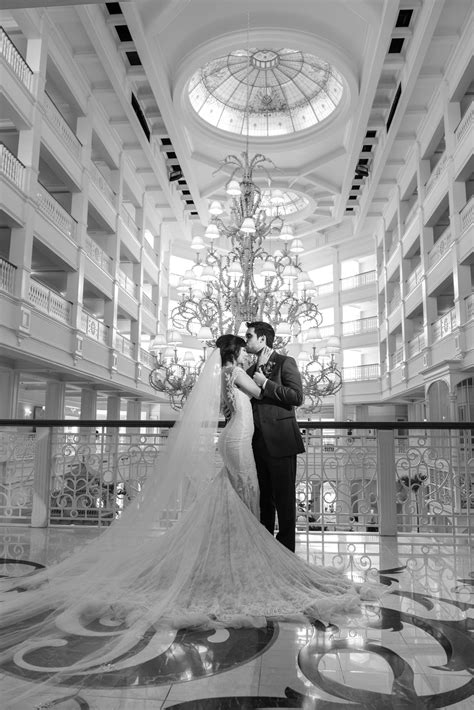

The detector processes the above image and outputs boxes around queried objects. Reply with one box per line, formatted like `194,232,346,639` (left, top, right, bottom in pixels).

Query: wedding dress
0,351,381,703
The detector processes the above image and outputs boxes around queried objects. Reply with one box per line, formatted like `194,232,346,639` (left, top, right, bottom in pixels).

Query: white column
0,370,20,418
377,430,397,536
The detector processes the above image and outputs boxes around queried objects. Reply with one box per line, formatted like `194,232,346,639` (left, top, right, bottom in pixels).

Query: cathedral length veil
0,349,224,696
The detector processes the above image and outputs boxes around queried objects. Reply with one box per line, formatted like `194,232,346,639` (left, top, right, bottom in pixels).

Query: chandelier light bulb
204,223,220,239
163,346,175,359
226,179,241,196
240,217,256,234
208,200,224,215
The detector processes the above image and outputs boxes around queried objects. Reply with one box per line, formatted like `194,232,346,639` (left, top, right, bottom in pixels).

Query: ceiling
3,0,470,270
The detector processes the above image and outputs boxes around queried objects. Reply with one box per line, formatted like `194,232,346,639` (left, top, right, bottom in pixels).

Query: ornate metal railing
425,151,448,196
42,92,81,160
120,206,139,238
0,143,25,191
0,256,16,295
0,27,33,93
407,331,425,358
141,291,155,313
428,227,452,269
28,278,72,324
406,264,423,293
114,331,135,358
389,347,404,369
36,183,77,240
0,422,471,544
460,195,474,234
118,268,138,299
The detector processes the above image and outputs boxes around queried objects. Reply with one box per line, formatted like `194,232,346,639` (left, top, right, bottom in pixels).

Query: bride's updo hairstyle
215,334,246,365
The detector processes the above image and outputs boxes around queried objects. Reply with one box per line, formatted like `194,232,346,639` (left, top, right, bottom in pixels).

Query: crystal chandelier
170,150,322,349
297,337,343,414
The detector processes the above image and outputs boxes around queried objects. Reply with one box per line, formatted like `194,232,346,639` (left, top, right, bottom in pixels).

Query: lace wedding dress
0,352,381,701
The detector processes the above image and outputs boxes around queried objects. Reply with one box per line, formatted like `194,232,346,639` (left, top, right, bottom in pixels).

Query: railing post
377,429,397,536
31,428,51,527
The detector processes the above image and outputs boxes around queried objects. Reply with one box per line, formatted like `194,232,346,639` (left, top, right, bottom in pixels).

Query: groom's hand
253,371,266,387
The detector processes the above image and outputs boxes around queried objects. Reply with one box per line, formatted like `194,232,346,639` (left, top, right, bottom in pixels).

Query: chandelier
171,150,322,349
149,41,342,412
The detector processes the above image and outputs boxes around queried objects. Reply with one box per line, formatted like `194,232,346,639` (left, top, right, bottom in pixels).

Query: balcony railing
90,162,115,205
454,100,474,146
404,199,419,230
406,265,423,293
0,27,33,93
428,227,452,269
312,281,333,297
36,183,77,241
407,332,425,358
425,151,447,196
42,92,81,160
84,235,113,274
143,240,156,261
139,347,155,369
432,307,457,343
466,293,474,322
318,324,335,338
460,195,474,234
342,364,380,381
28,278,72,324
142,291,155,313
118,268,138,299
120,206,139,238
0,256,16,295
389,347,404,369
340,270,376,291
80,311,109,345
0,143,25,191
1,421,470,539
388,287,401,313
342,316,378,336
115,332,135,358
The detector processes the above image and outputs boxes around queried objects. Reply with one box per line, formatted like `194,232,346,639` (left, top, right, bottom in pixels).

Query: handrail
0,419,470,430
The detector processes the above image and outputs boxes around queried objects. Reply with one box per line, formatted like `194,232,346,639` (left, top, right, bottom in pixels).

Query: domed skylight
188,48,344,137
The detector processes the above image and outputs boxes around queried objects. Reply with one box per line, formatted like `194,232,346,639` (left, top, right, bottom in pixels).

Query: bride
0,334,381,700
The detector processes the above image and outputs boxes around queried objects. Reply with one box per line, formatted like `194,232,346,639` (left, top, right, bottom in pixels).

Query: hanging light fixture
151,19,342,411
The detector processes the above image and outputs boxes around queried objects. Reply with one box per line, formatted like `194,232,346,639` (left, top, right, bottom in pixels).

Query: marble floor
0,526,473,710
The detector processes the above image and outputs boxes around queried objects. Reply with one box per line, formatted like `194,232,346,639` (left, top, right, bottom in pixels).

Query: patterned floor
0,526,472,709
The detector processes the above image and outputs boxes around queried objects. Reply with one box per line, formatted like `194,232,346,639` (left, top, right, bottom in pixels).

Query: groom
245,321,305,552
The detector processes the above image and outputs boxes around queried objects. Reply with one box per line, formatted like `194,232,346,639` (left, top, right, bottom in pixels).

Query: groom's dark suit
247,352,305,551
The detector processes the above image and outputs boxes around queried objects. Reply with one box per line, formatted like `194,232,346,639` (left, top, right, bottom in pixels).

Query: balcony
89,162,115,206
466,293,474,322
36,183,77,242
342,316,378,336
139,346,155,369
142,291,156,314
312,281,333,298
0,144,27,223
0,27,33,94
79,310,109,345
42,92,82,162
28,278,72,325
425,151,448,197
0,256,16,295
454,101,473,176
406,265,423,293
118,268,138,299
407,332,425,358
342,364,380,381
389,347,404,369
432,307,456,343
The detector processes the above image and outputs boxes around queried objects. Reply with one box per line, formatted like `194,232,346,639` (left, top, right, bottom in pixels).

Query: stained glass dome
188,48,344,137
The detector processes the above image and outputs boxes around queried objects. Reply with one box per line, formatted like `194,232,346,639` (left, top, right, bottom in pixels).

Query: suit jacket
247,351,305,458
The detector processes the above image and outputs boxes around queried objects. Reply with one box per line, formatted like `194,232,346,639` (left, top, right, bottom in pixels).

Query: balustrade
120,206,139,237
36,183,77,240
342,364,380,381
42,92,81,160
425,151,447,196
466,293,474,322
0,143,25,191
432,307,457,342
79,310,109,344
389,347,404,369
428,227,452,269
115,332,135,358
342,316,378,336
313,281,333,297
84,235,113,274
139,347,155,369
141,291,155,313
90,163,115,205
0,27,33,93
28,278,72,324
460,195,474,234
454,100,474,146
0,256,16,295
406,265,423,293
118,268,138,299
340,270,376,291
407,332,425,358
